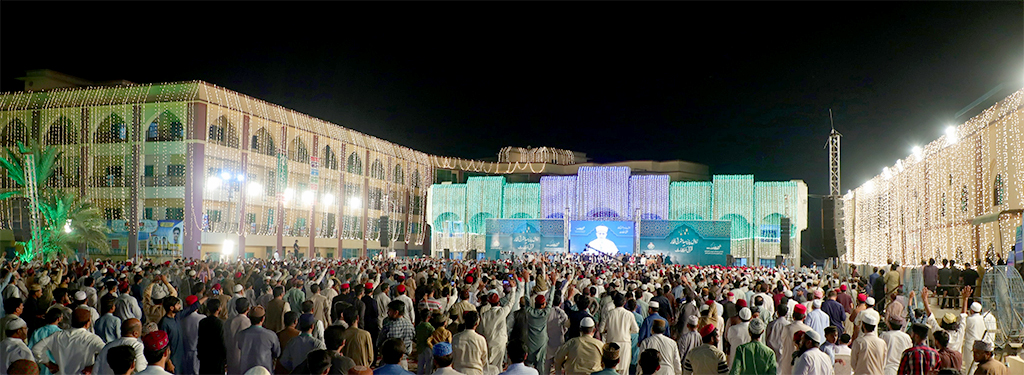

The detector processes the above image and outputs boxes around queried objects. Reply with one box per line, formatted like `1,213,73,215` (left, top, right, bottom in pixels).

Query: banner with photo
484,218,565,259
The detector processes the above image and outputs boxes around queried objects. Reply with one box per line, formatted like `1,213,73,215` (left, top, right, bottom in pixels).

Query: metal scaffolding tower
827,110,842,197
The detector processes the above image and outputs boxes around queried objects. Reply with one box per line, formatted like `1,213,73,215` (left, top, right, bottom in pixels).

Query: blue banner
639,220,731,265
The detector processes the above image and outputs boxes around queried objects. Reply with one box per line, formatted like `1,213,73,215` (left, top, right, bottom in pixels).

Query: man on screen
585,226,620,255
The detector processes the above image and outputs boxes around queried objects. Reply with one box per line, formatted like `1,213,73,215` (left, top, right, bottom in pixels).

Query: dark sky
3,2,1022,261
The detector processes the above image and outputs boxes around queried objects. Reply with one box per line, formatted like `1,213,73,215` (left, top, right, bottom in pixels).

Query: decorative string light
845,88,1024,265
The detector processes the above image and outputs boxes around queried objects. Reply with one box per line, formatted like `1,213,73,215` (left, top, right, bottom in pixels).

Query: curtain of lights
628,175,669,220
576,166,630,219
502,183,540,219
541,176,576,219
669,181,713,220
714,175,754,259
753,181,798,261
845,89,1024,265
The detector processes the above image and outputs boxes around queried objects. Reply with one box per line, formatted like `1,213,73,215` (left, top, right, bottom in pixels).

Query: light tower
827,109,841,197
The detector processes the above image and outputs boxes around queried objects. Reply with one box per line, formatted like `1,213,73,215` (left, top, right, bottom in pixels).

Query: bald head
122,318,142,338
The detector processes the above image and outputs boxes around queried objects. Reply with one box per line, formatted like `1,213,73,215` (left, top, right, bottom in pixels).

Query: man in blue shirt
592,343,621,375
638,301,667,344
374,338,414,375
499,341,538,375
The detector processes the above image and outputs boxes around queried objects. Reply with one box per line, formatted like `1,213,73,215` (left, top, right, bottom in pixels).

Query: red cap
466,276,474,284
397,285,406,293
341,283,350,290
235,272,242,279
142,331,169,351
699,324,716,338
857,293,867,302
706,300,715,306
329,270,335,275
126,261,133,267
793,303,807,315
793,330,806,343
212,283,222,290
736,299,747,308
365,282,373,290
488,293,500,304
535,294,546,305
840,284,848,292
727,292,734,297
164,261,171,266
185,295,198,306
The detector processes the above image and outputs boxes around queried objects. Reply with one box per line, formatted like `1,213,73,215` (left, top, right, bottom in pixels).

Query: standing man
197,299,226,375
224,298,252,374
179,295,205,375
278,314,326,372
637,320,681,375
681,324,728,375
31,309,106,375
93,318,147,375
764,305,790,363
264,286,290,333
236,306,281,373
792,330,833,375
379,300,416,362
359,283,380,343
308,284,332,331
850,310,886,375
728,318,776,375
779,304,812,375
880,319,912,375
451,311,487,375
821,290,847,337
971,340,1008,375
599,294,639,375
0,317,33,371
897,323,940,375
638,301,667,345
339,307,375,367
553,317,604,375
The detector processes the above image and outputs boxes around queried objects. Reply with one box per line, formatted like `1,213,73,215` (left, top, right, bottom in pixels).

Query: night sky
3,2,1022,262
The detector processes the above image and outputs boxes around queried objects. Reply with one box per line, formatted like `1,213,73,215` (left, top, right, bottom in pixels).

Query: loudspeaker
822,197,846,258
776,255,784,267
423,225,432,254
9,198,31,242
379,216,389,247
780,217,791,254
443,248,450,259
727,255,734,266
467,249,477,260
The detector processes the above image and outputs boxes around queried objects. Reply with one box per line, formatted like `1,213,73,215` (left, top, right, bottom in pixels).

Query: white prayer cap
687,315,699,327
38,276,50,286
641,284,648,291
649,301,659,309
747,318,766,334
784,290,793,298
134,266,142,272
739,307,751,321
6,317,26,330
243,366,272,375
804,329,823,344
812,299,822,308
866,297,875,306
154,270,162,275
581,317,595,328
860,310,880,325
234,284,243,293
189,270,197,277
973,339,994,352
74,291,87,301
970,302,982,313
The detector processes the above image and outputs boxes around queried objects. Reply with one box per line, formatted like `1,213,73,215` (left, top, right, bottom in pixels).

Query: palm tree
0,141,109,261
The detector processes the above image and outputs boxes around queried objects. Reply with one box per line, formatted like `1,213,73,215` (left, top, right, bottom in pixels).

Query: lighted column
276,125,288,256
183,103,207,259
308,134,318,258
128,105,142,259
237,115,249,256
78,107,89,258
336,143,346,257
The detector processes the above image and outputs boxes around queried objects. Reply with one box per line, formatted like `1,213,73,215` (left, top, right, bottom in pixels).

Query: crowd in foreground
0,253,1013,375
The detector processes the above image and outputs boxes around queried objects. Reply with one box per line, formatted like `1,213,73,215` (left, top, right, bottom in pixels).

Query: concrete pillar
276,125,288,258
362,150,370,257
336,143,346,257
183,103,207,260
308,135,318,258
128,105,141,259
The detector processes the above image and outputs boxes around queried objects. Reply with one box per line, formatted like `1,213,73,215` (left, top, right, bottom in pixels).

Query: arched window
393,165,404,184
207,116,239,148
147,111,184,142
370,159,385,180
322,145,339,170
250,127,276,156
994,174,1005,206
288,137,309,164
44,117,77,145
94,114,127,143
0,119,28,147
347,153,363,175
411,170,421,188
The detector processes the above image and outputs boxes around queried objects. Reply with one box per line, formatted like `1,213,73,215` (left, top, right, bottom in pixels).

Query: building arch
720,213,750,239
146,110,184,142
347,152,363,175
0,119,28,147
94,113,127,143
44,117,77,145
207,115,239,148
370,159,385,180
321,145,339,170
393,165,404,185
288,137,309,163
411,169,421,188
250,127,276,156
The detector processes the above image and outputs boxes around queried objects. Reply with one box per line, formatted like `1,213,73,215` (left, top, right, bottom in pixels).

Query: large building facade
0,79,432,260
842,87,1024,266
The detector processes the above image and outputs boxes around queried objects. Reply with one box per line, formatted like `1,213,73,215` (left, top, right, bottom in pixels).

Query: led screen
570,221,634,255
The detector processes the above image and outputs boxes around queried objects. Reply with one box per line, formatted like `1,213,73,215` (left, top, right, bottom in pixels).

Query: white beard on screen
587,238,619,255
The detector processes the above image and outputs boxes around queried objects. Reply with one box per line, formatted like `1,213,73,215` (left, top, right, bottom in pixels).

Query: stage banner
570,221,635,255
485,219,565,259
639,220,731,265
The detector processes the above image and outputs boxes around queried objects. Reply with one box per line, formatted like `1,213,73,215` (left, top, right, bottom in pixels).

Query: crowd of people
0,253,1013,375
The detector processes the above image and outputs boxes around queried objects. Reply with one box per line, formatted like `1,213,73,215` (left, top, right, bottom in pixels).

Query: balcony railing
144,176,185,187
